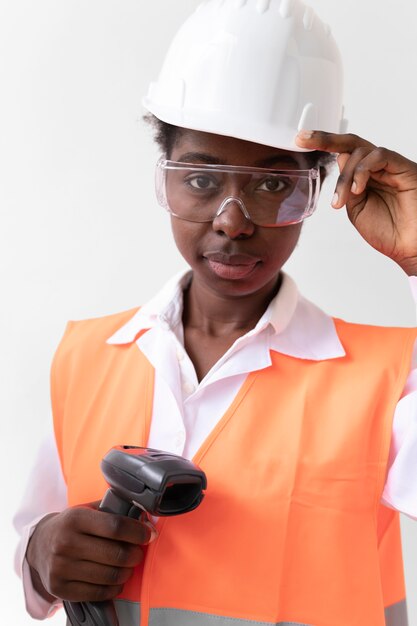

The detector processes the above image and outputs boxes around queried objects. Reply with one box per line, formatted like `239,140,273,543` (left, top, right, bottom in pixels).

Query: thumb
337,152,350,173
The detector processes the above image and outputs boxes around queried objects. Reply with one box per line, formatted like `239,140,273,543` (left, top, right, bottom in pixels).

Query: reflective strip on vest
115,599,140,624
385,600,408,626
64,600,408,626
149,608,310,626
148,605,409,626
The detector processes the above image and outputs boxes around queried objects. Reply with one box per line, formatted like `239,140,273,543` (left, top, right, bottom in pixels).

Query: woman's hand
296,131,417,276
26,503,155,603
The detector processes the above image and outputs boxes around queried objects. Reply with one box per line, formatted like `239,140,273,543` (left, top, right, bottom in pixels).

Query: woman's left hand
296,131,417,276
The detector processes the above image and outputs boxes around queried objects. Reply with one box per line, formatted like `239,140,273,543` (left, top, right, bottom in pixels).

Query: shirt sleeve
381,275,417,519
13,430,67,619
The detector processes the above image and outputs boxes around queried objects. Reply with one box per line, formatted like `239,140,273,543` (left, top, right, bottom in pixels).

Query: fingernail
297,130,314,139
351,181,357,193
142,520,158,544
332,192,339,207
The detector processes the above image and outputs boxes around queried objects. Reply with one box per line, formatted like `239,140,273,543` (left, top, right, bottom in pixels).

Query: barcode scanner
64,445,207,626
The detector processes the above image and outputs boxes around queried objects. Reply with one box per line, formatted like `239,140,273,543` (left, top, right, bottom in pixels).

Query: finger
56,533,145,568
332,147,374,208
69,507,155,545
350,147,417,192
57,580,124,603
84,500,102,510
336,152,350,174
39,554,126,601
57,558,135,587
333,147,416,209
141,519,159,545
295,130,375,154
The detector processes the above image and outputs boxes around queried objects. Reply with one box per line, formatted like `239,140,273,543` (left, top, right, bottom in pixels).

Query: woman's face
169,129,311,299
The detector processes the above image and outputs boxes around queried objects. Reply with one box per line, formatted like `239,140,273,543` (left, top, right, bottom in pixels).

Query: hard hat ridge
279,0,294,18
143,0,346,152
302,5,314,30
256,0,272,13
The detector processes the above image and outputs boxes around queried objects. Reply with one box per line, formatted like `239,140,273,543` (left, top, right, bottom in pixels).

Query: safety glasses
155,159,321,227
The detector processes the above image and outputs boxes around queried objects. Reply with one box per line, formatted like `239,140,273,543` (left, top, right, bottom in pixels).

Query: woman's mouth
204,253,261,280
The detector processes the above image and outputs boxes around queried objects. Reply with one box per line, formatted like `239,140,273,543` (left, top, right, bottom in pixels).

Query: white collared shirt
14,271,417,619
107,271,346,461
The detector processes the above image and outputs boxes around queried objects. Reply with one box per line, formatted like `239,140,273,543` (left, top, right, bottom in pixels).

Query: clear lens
155,159,320,227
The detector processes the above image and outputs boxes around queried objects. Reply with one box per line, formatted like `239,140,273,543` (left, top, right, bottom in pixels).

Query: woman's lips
204,253,261,280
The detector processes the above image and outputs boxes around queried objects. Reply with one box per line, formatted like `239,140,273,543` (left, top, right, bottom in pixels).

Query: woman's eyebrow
176,152,303,168
255,155,302,168
177,152,223,164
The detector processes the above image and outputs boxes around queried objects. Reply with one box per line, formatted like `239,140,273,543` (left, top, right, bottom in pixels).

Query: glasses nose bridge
215,195,252,221
217,169,251,219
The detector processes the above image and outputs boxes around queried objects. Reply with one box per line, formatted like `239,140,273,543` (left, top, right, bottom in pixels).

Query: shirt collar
106,269,345,361
106,269,190,345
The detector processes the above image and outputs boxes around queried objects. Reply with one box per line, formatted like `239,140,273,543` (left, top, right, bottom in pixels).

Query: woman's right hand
26,503,155,603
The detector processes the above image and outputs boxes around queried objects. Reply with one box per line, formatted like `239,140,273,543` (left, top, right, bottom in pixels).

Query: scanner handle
63,490,143,626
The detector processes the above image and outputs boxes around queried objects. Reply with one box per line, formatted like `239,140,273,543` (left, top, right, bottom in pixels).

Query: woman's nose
212,197,255,239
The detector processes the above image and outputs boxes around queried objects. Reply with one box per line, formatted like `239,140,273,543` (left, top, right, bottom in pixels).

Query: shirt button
176,348,185,362
182,381,195,395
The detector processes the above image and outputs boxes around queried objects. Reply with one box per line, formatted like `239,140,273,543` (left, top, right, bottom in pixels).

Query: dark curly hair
143,113,335,172
143,113,181,159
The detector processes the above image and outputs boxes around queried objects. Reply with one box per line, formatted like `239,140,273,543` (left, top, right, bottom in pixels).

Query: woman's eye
257,177,287,192
187,175,218,190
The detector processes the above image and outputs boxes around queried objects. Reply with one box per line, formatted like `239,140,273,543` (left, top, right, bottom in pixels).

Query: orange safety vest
51,309,416,626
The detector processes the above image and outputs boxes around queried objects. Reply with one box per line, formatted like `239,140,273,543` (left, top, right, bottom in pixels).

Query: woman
15,1,417,624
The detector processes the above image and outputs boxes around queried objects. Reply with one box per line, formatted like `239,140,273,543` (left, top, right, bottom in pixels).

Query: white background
1,0,417,623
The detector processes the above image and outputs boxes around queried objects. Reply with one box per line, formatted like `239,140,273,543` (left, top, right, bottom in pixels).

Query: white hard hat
143,0,346,152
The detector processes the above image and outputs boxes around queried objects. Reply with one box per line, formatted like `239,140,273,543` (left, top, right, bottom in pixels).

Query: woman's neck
182,273,282,338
